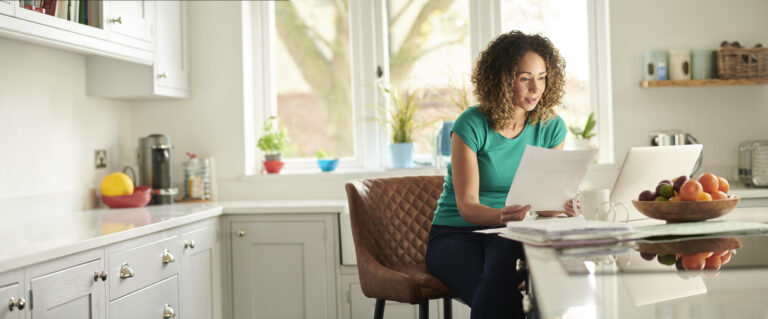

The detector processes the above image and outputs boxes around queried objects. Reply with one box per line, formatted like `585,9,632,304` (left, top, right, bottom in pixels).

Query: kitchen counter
0,200,347,274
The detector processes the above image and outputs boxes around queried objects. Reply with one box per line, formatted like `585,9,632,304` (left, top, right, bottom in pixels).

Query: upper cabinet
85,0,189,99
106,0,153,51
0,0,153,63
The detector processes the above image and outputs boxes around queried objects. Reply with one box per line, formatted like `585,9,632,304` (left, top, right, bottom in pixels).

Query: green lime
654,196,668,201
658,254,676,266
660,184,674,199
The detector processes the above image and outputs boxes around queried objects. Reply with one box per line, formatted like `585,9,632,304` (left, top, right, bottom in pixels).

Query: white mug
577,188,610,220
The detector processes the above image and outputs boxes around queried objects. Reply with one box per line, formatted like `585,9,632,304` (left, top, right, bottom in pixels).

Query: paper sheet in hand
505,145,596,211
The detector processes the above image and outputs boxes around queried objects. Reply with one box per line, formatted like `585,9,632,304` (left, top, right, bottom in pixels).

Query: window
246,0,612,174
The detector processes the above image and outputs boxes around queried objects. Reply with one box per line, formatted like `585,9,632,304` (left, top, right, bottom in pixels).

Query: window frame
245,0,613,176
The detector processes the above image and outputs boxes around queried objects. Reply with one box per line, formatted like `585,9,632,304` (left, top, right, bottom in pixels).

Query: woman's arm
452,134,529,226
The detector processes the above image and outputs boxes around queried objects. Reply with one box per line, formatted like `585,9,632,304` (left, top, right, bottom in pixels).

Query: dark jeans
426,224,525,319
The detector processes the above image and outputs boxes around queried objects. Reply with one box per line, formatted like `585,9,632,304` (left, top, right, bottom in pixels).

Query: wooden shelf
639,78,768,88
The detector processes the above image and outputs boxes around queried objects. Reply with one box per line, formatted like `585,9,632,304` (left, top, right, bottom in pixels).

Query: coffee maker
649,130,702,174
138,134,178,205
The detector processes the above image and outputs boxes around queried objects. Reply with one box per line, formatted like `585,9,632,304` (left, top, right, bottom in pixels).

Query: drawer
109,275,179,319
108,235,180,300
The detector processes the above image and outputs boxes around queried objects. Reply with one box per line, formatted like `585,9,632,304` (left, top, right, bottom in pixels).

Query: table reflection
101,208,153,235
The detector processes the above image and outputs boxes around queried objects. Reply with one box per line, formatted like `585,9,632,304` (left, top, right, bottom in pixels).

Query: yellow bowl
631,197,740,223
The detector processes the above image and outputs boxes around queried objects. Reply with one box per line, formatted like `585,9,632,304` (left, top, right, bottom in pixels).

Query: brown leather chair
345,175,455,319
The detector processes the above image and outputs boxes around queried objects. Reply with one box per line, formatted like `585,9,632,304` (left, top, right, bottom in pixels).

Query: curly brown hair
472,30,566,130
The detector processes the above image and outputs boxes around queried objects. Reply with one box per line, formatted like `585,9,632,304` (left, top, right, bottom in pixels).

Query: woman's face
512,51,547,112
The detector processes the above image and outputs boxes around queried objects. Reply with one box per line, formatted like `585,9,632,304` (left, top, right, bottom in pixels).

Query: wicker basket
716,47,768,79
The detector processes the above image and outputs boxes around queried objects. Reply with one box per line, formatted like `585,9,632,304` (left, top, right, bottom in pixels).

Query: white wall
0,37,131,212
609,0,768,181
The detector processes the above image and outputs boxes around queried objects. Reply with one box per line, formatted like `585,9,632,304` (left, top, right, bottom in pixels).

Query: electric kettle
649,130,702,174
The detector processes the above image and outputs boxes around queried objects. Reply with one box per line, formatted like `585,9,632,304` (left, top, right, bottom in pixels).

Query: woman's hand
564,197,580,217
500,204,531,224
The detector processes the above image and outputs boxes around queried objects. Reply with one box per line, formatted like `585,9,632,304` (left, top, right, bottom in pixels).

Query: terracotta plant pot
263,160,284,174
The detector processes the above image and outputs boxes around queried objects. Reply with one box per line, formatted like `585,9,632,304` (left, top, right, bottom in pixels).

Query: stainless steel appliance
649,130,702,174
138,134,178,205
739,140,768,187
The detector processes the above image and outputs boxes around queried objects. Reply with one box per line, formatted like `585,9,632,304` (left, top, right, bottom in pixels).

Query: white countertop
1,200,347,274
729,182,768,199
525,206,768,318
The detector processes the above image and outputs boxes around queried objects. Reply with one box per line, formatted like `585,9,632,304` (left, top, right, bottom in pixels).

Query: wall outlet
95,150,107,168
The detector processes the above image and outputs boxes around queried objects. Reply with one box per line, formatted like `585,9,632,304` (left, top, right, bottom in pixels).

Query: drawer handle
184,240,196,249
94,271,108,282
110,16,122,24
162,249,176,264
101,271,108,281
163,304,176,318
158,72,169,79
120,263,135,279
238,229,246,237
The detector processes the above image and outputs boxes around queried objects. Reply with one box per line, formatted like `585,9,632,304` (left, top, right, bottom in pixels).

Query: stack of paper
499,219,634,247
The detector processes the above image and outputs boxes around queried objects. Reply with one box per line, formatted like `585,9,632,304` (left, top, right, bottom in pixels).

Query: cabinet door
154,0,188,95
232,216,337,319
181,224,220,319
29,259,105,319
0,0,14,16
107,0,152,49
0,271,24,319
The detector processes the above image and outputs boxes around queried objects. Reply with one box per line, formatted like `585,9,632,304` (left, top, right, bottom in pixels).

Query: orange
696,192,712,201
704,254,722,270
681,254,705,270
698,173,719,194
720,251,732,264
717,176,730,193
669,195,681,202
711,191,728,200
679,180,703,201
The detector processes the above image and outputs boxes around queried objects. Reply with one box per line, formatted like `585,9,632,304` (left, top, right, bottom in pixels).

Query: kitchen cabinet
639,78,768,87
0,270,24,319
106,0,153,51
85,0,189,98
26,249,106,319
180,221,222,319
108,275,179,319
230,214,339,319
0,1,13,16
0,0,152,63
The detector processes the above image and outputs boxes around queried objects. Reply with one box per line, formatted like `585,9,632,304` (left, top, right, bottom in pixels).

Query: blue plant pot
389,143,413,168
438,121,454,157
317,158,340,172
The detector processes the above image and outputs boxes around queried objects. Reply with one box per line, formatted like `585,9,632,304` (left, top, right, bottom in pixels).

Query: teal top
432,106,567,226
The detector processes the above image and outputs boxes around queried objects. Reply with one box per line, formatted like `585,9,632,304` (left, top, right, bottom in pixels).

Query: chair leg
374,299,385,319
418,300,429,319
443,298,452,319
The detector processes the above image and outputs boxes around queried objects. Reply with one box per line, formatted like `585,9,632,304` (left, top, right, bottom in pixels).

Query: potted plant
567,112,597,150
257,116,288,173
373,84,427,168
315,149,339,172
436,79,475,160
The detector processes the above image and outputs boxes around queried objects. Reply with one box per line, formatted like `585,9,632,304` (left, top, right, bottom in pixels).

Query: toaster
738,140,768,187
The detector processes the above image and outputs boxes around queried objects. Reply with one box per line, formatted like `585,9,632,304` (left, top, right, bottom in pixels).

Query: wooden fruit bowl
631,197,740,222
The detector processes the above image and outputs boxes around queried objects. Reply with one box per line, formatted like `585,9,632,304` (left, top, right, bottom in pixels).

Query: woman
425,31,578,318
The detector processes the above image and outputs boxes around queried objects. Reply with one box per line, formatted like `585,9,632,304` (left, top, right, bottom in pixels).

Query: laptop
610,145,703,221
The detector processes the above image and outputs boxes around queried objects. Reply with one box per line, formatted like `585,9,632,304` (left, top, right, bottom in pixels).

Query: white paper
505,145,596,212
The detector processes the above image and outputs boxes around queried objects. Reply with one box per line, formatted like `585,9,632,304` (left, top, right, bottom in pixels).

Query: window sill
240,166,448,182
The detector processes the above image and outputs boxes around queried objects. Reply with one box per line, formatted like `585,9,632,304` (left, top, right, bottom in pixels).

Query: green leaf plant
371,83,433,144
567,112,597,140
257,116,289,155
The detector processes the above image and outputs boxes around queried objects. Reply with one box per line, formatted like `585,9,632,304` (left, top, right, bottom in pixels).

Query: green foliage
315,149,328,159
568,112,597,140
441,79,474,114
372,84,430,144
257,116,288,155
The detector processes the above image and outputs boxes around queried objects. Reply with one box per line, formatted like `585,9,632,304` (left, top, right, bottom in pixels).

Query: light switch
95,150,107,168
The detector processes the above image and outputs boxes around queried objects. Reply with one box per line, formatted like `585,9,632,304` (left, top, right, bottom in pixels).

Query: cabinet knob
100,271,108,281
163,304,176,318
110,16,122,24
120,263,135,279
8,297,15,311
162,249,176,264
238,229,246,237
184,240,196,249
15,298,24,311
158,72,169,79
516,259,527,274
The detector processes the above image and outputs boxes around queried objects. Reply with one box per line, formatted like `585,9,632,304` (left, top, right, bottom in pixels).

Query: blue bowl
317,158,340,172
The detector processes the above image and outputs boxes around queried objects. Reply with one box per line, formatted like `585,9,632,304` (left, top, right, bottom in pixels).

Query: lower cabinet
109,275,179,319
0,270,24,319
26,249,106,319
340,266,472,319
180,221,222,319
230,214,338,319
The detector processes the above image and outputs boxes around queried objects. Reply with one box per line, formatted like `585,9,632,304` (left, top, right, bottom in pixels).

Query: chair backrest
345,175,445,268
